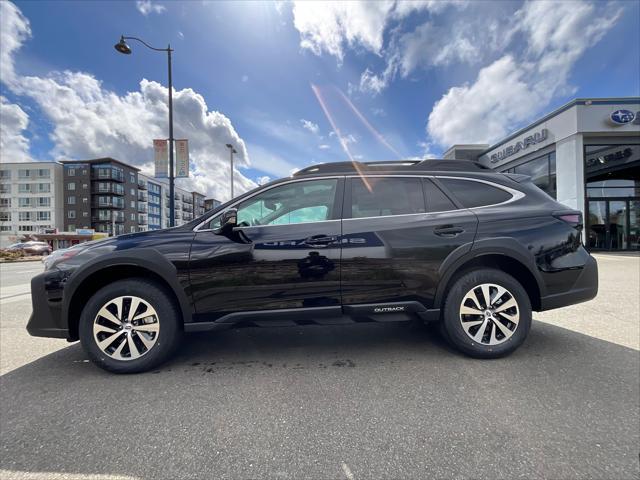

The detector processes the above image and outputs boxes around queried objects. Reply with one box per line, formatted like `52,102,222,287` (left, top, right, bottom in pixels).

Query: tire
441,268,532,358
79,278,183,373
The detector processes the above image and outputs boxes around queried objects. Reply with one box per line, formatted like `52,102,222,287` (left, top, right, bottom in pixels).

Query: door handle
303,235,337,248
434,225,464,237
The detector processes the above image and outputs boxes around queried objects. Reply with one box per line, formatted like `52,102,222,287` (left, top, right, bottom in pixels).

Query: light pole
225,143,237,200
114,35,176,227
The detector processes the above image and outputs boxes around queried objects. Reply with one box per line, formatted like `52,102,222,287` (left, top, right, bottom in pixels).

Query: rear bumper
539,254,598,311
26,272,69,339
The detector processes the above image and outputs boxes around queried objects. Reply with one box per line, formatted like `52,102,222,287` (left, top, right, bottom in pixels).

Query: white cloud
241,74,249,83
136,0,166,16
0,96,32,162
300,118,319,134
0,1,30,84
0,1,255,201
318,144,330,150
256,175,271,185
427,1,622,147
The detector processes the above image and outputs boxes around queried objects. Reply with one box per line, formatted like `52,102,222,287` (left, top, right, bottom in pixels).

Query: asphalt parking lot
0,254,638,480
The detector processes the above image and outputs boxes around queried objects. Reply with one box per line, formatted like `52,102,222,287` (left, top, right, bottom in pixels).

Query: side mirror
213,208,237,234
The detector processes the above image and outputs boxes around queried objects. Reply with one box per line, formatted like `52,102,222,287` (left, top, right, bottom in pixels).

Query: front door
189,178,344,321
340,176,478,309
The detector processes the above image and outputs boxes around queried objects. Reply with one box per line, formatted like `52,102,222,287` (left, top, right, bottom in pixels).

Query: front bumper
539,254,598,311
26,271,69,339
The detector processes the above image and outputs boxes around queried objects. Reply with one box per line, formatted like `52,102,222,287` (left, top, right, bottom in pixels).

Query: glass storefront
585,144,640,251
501,151,557,198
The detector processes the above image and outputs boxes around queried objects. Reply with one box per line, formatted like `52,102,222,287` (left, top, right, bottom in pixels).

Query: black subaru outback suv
28,160,598,373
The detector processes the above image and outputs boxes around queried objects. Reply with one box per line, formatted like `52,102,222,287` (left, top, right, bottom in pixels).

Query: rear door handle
434,225,464,237
303,235,337,248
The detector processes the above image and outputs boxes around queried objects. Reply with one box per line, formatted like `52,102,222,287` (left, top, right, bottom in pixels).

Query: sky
1,0,638,201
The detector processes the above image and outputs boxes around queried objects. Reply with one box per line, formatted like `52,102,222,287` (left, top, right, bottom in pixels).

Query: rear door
340,175,477,309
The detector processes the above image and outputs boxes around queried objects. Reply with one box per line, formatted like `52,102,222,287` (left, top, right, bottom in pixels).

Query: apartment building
204,198,222,211
61,158,141,236
0,162,64,247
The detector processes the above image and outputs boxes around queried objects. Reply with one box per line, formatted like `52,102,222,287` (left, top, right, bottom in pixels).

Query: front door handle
303,235,337,248
434,225,464,237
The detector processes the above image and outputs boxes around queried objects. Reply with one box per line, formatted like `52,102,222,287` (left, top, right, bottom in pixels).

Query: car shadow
1,320,638,480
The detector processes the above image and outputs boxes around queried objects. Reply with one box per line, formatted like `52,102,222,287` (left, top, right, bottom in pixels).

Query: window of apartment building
18,184,31,193
130,173,136,183
19,212,32,221
38,183,51,193
130,200,136,208
68,182,76,191
18,169,32,179
0,170,10,180
18,197,32,207
130,188,135,196
19,225,36,232
0,226,11,232
68,196,76,205
82,183,88,189
38,197,51,207
83,212,89,217
68,224,75,231
68,210,76,219
67,168,76,176
98,210,110,220
0,184,10,194
0,212,10,221
37,211,50,221
0,198,10,207
38,169,50,178
131,213,136,221
82,197,88,204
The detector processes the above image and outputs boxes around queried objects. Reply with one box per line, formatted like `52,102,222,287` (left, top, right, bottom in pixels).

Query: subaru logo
610,109,635,125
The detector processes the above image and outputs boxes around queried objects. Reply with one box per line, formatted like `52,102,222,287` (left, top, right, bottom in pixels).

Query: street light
225,143,237,200
114,35,176,227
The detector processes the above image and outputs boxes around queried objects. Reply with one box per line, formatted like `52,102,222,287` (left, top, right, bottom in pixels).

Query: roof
293,159,490,177
479,97,640,154
60,157,141,171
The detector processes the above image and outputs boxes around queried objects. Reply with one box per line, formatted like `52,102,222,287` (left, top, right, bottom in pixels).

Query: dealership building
445,97,640,251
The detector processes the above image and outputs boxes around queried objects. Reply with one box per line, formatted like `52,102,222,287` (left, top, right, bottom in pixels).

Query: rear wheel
441,269,531,358
79,278,182,373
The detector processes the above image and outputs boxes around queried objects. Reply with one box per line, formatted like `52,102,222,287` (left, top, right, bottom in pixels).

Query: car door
189,177,344,322
340,175,477,310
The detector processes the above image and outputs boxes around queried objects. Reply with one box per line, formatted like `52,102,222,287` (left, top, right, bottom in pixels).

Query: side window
440,179,512,208
206,179,338,229
423,179,456,212
351,177,425,218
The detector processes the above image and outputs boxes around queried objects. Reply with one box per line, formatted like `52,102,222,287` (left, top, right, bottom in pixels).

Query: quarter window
424,179,456,212
440,179,512,208
350,177,425,218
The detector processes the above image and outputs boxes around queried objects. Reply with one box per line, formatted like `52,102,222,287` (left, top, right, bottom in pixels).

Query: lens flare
333,86,402,158
311,83,372,191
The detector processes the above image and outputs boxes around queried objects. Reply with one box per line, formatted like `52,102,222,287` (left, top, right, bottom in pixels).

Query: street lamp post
225,143,237,200
114,35,176,227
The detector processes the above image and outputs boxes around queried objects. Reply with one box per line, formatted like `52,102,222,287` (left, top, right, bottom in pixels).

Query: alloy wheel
459,283,519,345
92,296,160,360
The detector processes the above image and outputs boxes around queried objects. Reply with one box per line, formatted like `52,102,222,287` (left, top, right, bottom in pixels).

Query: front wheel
441,269,532,358
79,278,182,373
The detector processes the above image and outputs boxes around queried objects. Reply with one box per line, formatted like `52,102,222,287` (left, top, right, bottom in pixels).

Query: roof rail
293,159,489,177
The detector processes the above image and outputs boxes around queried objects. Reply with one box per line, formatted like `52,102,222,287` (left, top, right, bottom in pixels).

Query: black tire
79,278,183,373
441,268,532,358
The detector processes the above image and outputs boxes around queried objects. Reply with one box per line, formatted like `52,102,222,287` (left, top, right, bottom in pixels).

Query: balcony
94,182,125,195
182,204,193,213
138,215,148,225
138,204,148,213
138,191,148,202
183,196,193,204
93,170,124,183
92,211,125,223
137,179,147,190
93,198,124,209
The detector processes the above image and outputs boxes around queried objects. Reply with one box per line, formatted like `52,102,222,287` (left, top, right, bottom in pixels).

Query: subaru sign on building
444,97,640,251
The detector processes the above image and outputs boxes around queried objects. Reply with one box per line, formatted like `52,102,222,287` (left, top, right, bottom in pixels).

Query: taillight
553,211,583,229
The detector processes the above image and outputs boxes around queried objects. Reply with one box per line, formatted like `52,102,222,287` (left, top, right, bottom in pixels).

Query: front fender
61,248,193,326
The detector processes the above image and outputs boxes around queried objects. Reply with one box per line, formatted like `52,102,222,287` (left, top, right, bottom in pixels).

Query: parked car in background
27,159,598,373
5,241,52,256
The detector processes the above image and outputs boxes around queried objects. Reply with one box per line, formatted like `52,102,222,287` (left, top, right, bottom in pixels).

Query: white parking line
341,462,355,480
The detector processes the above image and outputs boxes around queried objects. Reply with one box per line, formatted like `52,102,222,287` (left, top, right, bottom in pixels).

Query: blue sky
1,0,639,200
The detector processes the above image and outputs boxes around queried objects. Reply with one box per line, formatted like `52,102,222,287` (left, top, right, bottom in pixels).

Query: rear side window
423,179,456,212
351,177,425,218
440,179,512,208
